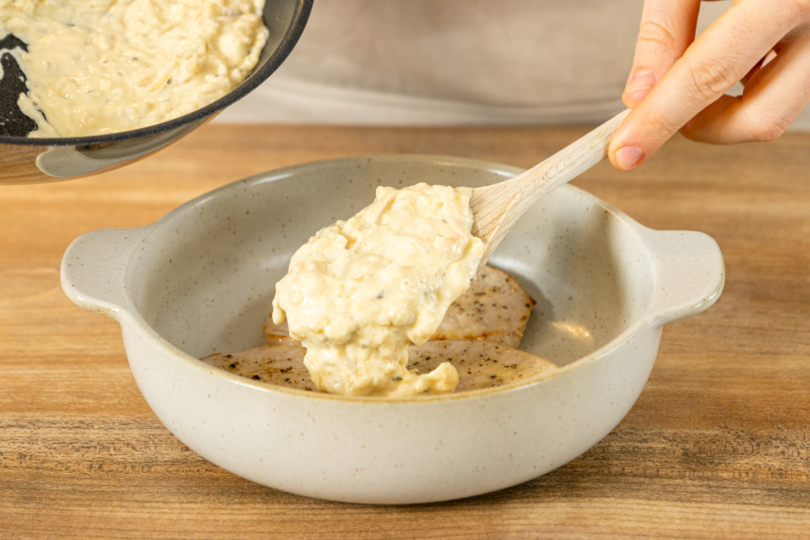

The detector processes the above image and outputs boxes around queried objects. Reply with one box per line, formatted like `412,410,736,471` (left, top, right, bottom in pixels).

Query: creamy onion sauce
272,184,486,397
0,0,268,137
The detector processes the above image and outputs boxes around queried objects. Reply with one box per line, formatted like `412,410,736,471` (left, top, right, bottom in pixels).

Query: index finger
609,0,810,170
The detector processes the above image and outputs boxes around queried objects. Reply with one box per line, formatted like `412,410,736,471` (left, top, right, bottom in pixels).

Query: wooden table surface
1,124,809,539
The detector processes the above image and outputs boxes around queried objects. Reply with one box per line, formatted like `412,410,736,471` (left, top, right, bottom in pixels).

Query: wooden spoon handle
471,108,630,262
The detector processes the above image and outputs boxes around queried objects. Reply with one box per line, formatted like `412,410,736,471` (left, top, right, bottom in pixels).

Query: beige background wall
218,1,809,130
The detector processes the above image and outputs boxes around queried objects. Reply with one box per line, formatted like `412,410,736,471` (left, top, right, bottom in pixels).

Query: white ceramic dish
61,156,724,504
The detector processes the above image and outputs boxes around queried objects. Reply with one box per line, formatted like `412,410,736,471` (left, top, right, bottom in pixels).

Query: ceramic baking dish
61,155,724,504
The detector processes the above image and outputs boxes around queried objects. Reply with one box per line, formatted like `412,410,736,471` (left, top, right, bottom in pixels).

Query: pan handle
35,117,206,178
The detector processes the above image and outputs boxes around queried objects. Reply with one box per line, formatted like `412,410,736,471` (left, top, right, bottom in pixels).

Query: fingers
623,0,702,108
741,48,779,86
610,0,810,170
681,28,810,144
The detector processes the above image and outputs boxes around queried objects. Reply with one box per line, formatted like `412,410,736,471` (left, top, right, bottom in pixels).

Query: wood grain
1,123,809,539
470,109,629,264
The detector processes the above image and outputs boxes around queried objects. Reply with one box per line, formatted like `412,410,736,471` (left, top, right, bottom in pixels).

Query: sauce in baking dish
272,184,486,397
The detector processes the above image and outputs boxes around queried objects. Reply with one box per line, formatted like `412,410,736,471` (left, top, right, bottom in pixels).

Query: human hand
609,0,810,171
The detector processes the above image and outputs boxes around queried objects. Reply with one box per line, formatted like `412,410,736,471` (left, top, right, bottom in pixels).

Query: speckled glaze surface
61,156,725,504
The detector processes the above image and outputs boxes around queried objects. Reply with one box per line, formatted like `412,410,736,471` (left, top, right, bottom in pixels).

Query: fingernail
624,70,656,100
615,146,644,170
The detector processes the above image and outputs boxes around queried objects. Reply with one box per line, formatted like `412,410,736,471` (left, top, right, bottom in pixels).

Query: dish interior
128,158,655,370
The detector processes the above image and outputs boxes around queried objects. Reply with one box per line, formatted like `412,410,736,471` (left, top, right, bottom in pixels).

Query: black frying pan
0,0,312,184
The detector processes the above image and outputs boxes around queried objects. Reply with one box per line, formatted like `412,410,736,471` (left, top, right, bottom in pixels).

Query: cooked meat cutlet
263,265,535,348
201,339,556,393
204,265,550,393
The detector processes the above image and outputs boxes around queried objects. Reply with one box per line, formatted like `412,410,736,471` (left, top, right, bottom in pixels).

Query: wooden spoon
471,109,631,264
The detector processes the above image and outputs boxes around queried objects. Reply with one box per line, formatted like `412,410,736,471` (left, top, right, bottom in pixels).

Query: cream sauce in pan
0,0,267,137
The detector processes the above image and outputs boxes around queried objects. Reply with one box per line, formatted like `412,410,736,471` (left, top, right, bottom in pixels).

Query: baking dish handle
644,230,725,325
60,227,148,321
